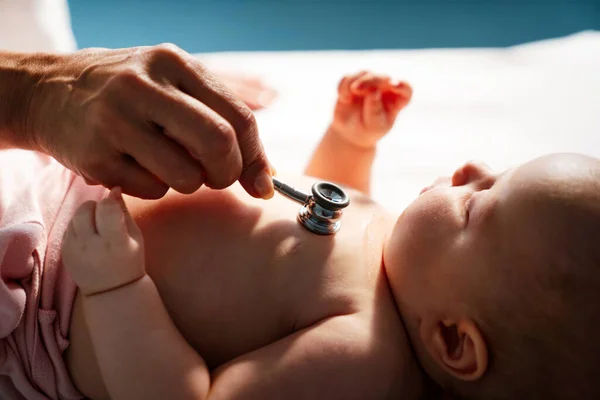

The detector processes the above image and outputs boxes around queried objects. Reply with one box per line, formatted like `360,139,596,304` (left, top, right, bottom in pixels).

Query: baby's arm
209,313,390,400
83,276,209,399
305,72,412,195
62,188,210,400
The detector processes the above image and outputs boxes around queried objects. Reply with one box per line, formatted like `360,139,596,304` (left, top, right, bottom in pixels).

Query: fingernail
253,171,274,199
269,162,278,176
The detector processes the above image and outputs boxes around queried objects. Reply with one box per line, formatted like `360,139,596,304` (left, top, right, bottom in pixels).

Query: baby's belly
123,175,381,368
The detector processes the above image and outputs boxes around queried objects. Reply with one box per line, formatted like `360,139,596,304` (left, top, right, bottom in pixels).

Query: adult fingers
100,47,243,192
91,154,169,199
115,117,206,194
144,89,243,190
171,53,274,198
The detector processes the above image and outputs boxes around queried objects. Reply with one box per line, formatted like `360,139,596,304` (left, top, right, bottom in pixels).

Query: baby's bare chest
130,179,390,368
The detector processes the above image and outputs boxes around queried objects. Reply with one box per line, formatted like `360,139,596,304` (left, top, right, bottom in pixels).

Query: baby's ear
420,318,488,382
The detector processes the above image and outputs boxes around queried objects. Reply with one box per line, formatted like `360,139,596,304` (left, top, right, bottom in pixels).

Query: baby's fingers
111,187,142,237
389,82,413,108
363,90,387,128
338,71,368,103
351,73,391,95
62,222,78,246
95,190,128,238
71,201,98,236
382,83,413,120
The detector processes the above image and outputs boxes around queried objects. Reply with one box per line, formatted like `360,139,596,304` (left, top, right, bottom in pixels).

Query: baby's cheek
407,192,457,238
396,194,459,270
386,216,438,317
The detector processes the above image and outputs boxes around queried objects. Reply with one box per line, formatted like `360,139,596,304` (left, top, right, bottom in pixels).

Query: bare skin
66,176,425,399
63,73,426,399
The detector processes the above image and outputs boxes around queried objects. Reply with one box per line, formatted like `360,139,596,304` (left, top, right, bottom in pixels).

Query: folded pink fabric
0,150,107,399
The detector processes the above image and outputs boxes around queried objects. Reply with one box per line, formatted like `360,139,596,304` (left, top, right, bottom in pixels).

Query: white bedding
199,31,600,213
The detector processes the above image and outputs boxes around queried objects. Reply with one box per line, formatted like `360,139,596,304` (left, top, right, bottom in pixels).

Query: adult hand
27,44,274,199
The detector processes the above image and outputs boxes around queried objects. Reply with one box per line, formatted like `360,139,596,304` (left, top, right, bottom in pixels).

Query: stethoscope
272,177,350,235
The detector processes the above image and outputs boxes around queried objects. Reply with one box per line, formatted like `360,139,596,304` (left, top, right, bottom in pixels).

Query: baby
63,71,600,400
2,71,599,400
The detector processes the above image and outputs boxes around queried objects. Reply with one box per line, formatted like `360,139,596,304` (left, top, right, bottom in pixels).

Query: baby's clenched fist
332,71,412,149
61,187,146,297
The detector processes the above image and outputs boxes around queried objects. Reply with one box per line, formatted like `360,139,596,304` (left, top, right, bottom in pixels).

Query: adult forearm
305,127,376,195
0,51,56,149
83,275,210,400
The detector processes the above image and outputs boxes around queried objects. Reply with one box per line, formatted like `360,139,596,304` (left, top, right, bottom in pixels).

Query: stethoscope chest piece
273,178,350,235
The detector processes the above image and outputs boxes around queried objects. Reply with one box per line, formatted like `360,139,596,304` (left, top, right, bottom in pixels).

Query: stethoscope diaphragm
273,177,349,235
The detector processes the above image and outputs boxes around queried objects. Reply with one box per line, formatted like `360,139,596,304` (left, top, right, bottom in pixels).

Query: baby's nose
451,160,495,188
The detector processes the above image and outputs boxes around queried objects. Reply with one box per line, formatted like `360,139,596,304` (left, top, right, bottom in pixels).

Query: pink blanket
0,150,106,399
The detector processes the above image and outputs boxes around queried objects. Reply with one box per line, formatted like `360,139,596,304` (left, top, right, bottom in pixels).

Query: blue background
69,0,600,52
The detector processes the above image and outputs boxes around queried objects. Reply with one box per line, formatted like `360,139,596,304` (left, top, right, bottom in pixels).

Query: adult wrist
22,52,74,154
0,52,60,149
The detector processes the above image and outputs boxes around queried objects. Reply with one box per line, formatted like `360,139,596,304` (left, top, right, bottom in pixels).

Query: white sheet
199,31,600,213
0,0,76,52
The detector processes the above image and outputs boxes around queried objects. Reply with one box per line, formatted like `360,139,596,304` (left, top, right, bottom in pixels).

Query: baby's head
384,153,600,399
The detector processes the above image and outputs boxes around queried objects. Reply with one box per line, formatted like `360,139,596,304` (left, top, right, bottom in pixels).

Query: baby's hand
62,187,145,297
332,71,412,148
